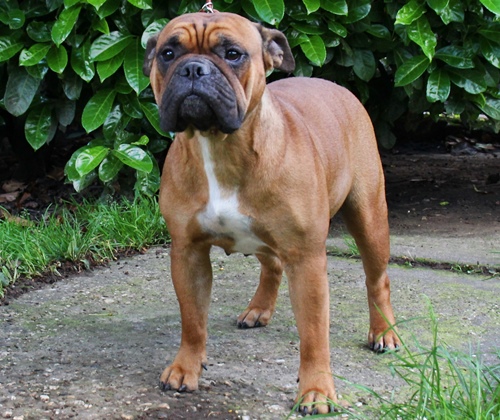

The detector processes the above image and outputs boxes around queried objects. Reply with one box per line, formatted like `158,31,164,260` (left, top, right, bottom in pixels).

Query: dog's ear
143,33,159,77
257,25,295,73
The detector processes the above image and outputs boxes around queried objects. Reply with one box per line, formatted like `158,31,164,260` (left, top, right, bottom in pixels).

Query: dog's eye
225,49,242,61
161,49,175,62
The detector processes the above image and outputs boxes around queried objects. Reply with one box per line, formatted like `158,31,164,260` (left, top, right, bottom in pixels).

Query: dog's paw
159,359,204,392
368,328,401,353
237,307,272,329
294,370,337,415
295,386,338,415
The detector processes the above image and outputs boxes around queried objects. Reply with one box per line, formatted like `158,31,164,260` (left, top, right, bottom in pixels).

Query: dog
143,11,400,414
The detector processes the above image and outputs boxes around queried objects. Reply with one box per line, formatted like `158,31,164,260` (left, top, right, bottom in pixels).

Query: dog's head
143,12,295,134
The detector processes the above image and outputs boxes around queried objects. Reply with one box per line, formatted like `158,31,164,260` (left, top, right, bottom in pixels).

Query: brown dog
143,11,400,414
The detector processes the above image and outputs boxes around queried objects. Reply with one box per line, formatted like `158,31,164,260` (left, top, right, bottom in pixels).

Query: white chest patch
196,136,265,255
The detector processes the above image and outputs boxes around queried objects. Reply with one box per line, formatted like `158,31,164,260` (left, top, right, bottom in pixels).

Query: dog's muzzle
160,57,244,133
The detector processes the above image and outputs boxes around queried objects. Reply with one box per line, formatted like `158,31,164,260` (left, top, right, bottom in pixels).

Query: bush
0,0,499,194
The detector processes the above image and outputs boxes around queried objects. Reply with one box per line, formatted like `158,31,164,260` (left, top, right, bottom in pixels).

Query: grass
290,300,500,419
0,198,169,297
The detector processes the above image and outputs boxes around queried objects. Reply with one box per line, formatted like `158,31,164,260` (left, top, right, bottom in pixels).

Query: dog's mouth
177,94,218,132
159,58,244,134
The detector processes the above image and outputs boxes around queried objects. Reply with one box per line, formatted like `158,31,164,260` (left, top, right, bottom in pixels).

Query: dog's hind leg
237,253,283,328
340,179,400,352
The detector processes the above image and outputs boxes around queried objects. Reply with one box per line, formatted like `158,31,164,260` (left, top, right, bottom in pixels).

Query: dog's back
268,77,384,215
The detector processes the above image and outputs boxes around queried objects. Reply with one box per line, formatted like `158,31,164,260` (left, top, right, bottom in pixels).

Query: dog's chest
196,137,264,254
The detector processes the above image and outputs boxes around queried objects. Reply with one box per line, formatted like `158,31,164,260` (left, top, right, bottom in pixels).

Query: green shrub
0,0,499,194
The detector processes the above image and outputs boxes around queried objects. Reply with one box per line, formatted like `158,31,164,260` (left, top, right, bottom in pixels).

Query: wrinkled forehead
156,12,261,51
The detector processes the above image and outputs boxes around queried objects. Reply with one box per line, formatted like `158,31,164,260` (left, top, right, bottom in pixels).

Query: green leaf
97,54,123,82
127,0,152,9
299,35,326,66
62,71,83,100
426,0,449,13
394,55,430,86
302,0,321,14
27,22,53,42
366,24,391,39
438,0,464,24
90,31,134,62
82,89,117,132
426,69,450,102
25,63,49,80
24,106,56,151
55,99,76,126
448,69,487,94
120,93,143,119
141,19,169,48
321,0,348,15
72,172,98,192
71,39,95,82
135,159,160,196
478,24,500,43
149,138,169,154
6,9,25,29
19,43,51,66
46,45,68,73
481,39,500,69
343,0,371,24
140,102,169,136
479,0,500,14
96,0,121,18
407,16,437,60
4,68,40,117
65,146,90,181
327,20,347,37
395,0,425,25
103,104,125,140
0,37,23,62
352,49,376,82
51,6,81,46
435,46,474,69
291,22,325,35
253,0,285,25
293,52,314,77
132,135,149,146
98,154,123,182
92,17,110,34
87,0,107,9
477,97,500,120
75,146,110,176
124,39,150,94
374,121,396,150
113,144,153,172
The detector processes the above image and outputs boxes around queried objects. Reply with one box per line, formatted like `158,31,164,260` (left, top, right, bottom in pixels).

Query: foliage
234,0,500,148
0,0,499,194
0,198,169,297
0,0,180,195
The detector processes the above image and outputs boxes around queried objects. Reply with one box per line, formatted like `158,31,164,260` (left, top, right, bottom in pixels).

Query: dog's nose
180,61,211,80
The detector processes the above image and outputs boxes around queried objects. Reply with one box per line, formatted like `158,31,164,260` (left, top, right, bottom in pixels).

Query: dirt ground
0,149,499,419
381,149,500,237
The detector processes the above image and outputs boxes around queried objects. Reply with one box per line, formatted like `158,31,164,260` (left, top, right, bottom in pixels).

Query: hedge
0,0,499,195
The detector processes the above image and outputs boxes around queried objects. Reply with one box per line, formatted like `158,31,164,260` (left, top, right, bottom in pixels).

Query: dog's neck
175,88,285,191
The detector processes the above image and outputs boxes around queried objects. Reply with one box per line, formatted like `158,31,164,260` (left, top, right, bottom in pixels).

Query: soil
381,146,500,237
0,136,499,419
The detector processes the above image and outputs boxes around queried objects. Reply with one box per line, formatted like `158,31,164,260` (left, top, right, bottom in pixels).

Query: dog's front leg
286,252,337,414
160,241,212,392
